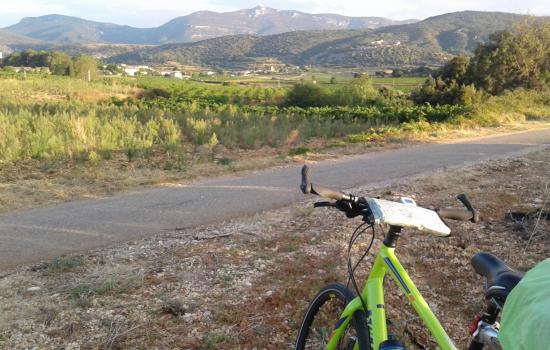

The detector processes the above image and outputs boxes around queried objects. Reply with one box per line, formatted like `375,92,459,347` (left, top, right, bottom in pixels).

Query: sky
0,0,548,27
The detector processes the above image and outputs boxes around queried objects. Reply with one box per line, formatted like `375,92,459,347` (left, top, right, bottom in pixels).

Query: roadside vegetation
0,21,548,211
1,151,548,349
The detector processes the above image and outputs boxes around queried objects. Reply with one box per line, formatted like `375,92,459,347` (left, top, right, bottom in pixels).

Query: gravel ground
0,150,548,349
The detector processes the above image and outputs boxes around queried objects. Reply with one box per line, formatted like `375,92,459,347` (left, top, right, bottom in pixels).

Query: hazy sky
1,0,548,27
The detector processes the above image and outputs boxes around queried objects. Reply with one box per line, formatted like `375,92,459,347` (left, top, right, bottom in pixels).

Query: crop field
0,74,548,169
195,73,424,92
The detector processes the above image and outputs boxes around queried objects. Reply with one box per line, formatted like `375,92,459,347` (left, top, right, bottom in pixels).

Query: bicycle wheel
295,283,370,350
468,340,485,350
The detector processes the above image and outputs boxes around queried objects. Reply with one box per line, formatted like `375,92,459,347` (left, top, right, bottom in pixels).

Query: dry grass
2,123,549,214
0,150,548,349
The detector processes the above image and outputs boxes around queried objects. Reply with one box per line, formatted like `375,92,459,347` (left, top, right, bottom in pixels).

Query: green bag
500,258,550,350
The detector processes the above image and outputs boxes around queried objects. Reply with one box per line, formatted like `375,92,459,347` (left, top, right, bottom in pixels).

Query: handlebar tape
437,208,474,221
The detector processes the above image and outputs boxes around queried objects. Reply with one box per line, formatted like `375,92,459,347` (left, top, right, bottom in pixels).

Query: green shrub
285,83,327,107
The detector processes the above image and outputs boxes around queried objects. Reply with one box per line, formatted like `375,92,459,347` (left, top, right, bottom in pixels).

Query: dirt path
0,128,549,271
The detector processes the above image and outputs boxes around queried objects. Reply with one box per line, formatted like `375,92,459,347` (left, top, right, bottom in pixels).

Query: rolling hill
109,11,545,68
0,29,42,53
4,6,415,45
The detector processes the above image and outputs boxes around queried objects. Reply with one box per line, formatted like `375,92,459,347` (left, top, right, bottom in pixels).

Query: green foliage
72,55,99,80
438,56,470,82
285,77,381,107
48,51,73,76
0,74,548,167
2,50,99,79
332,76,380,106
467,21,550,94
45,256,84,273
3,49,50,67
285,83,326,107
411,76,483,105
413,21,550,105
0,102,183,164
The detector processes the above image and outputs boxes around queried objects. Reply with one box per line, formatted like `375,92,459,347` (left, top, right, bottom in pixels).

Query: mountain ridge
4,6,417,45
108,11,547,68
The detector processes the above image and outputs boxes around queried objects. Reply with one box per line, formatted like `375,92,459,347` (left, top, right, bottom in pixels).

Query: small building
170,71,183,79
124,68,138,76
162,71,190,79
13,66,50,74
122,65,150,77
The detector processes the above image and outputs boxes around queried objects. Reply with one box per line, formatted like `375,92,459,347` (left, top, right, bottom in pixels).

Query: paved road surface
1,129,549,271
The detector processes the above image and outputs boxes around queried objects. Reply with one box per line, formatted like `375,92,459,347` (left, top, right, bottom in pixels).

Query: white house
123,65,150,77
124,68,138,76
170,71,183,79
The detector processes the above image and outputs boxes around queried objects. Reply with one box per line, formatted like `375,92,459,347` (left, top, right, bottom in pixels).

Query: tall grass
0,76,548,165
0,103,181,163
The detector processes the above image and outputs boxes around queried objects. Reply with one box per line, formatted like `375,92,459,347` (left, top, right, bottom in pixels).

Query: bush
284,83,327,107
413,21,550,105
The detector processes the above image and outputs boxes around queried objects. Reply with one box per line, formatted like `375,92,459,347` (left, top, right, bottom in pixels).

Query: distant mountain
4,7,416,45
0,29,42,53
110,11,545,68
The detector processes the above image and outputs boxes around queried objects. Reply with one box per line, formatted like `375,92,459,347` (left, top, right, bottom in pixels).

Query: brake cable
346,221,376,316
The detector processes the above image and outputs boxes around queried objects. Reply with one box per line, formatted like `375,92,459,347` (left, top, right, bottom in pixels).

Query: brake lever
457,194,480,223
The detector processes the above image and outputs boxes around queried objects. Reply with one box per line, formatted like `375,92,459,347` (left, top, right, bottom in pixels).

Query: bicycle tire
295,283,371,350
468,340,485,350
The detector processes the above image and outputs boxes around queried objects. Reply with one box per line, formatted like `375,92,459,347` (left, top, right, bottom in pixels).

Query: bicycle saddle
471,253,523,301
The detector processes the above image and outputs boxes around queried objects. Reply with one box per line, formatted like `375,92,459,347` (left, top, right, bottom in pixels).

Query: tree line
1,49,100,80
412,20,549,105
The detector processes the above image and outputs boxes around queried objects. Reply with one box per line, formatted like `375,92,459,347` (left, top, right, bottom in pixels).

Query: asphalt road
1,129,549,271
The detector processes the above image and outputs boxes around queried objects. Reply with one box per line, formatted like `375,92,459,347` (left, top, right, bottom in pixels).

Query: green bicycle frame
327,244,457,350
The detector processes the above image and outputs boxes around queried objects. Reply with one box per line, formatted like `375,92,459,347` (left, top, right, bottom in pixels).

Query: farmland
0,36,549,213
2,74,547,167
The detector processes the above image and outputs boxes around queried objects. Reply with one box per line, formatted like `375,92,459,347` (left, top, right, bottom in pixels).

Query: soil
0,149,548,349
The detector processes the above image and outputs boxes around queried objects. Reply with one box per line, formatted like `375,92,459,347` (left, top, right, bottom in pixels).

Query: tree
412,20,549,105
48,52,73,76
72,55,99,80
285,83,327,107
335,75,379,106
438,56,470,83
391,69,403,78
467,21,550,94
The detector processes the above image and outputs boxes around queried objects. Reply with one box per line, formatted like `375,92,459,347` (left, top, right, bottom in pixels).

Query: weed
216,157,233,166
46,256,83,274
38,306,59,326
199,329,228,349
71,276,138,308
288,147,311,156
161,298,187,316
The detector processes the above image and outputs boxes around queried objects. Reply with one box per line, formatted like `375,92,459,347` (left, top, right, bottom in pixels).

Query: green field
0,72,548,167
193,72,424,92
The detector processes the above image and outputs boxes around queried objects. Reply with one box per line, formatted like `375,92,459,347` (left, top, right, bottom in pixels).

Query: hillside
3,7,415,45
109,30,368,68
109,11,545,68
0,29,42,53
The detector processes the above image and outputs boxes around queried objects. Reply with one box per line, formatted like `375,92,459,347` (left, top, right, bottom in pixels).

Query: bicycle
295,165,523,350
